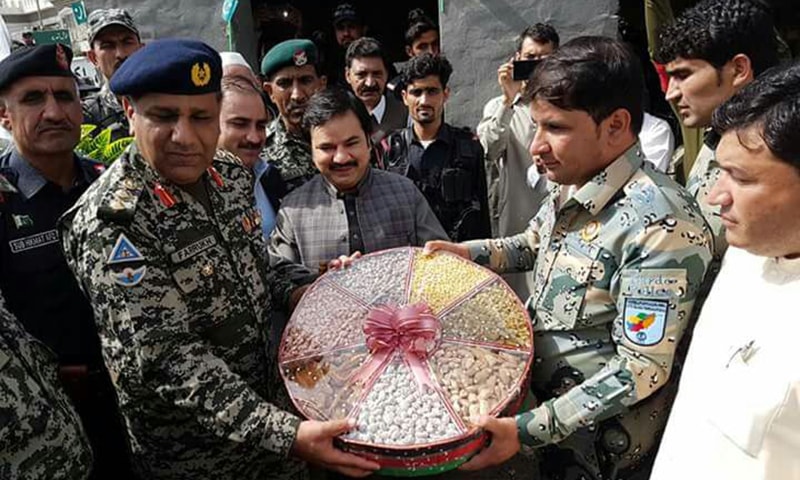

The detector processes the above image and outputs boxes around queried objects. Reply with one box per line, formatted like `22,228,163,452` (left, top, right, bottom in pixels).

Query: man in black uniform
383,53,490,242
0,44,132,479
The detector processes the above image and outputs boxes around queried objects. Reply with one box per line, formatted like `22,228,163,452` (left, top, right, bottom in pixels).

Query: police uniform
0,43,133,479
0,293,93,479
81,9,141,143
465,145,712,478
260,39,320,196
59,39,307,480
383,123,491,242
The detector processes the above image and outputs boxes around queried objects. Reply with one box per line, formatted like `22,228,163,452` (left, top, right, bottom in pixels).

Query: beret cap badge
292,49,308,67
191,62,212,87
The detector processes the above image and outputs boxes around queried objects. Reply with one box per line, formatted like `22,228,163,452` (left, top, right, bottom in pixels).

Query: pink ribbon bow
353,304,441,390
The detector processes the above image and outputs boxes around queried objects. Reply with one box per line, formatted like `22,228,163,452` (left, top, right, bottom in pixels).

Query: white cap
220,51,252,71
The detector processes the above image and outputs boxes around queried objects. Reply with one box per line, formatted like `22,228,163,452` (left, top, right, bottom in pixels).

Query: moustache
37,121,72,133
287,102,307,113
359,85,381,95
238,141,262,151
331,161,358,170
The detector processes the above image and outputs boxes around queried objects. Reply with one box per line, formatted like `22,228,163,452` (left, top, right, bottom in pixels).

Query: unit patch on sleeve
107,233,145,264
623,298,668,346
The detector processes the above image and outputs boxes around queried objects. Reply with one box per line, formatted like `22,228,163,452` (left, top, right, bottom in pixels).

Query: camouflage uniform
465,145,712,478
0,293,93,480
261,117,317,195
59,145,308,479
82,84,130,142
685,132,725,260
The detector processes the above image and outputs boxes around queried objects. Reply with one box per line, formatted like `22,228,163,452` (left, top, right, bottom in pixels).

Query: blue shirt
252,159,276,237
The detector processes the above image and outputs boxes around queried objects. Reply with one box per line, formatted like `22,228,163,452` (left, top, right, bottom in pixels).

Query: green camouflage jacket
465,145,712,473
59,145,306,479
0,294,92,479
261,117,316,195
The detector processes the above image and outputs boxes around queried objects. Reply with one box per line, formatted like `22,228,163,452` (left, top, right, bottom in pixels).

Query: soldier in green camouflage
0,292,93,479
425,37,712,480
82,9,143,142
60,39,378,479
655,0,779,263
261,39,327,194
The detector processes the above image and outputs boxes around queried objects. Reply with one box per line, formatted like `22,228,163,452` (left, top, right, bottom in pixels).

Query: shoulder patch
623,298,668,346
112,265,147,287
107,233,145,264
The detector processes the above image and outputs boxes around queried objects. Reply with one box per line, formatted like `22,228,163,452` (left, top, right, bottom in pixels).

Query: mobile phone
512,59,542,81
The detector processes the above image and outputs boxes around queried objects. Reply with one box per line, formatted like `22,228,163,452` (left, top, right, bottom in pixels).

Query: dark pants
61,366,137,480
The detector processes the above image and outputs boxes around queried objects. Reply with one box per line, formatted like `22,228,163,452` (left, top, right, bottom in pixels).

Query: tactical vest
384,126,486,242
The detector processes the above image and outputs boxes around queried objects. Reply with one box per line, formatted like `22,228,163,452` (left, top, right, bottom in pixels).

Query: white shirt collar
370,95,387,124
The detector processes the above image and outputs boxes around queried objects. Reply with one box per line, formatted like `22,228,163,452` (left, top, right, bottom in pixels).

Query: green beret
260,39,318,78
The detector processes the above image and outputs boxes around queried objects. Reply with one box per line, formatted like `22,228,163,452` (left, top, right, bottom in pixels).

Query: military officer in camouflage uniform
655,0,778,264
60,39,379,480
261,39,327,195
0,292,93,479
82,9,143,142
426,37,712,480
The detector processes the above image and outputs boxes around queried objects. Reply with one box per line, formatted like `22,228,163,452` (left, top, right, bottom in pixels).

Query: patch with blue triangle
107,233,145,265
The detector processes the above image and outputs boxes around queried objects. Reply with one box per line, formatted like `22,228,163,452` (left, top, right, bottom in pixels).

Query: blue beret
260,39,318,78
0,44,73,92
110,39,221,97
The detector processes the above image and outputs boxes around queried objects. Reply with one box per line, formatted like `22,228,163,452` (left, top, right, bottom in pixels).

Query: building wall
440,0,619,128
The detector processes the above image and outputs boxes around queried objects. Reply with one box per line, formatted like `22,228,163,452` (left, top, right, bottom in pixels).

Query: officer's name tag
9,229,59,254
170,235,217,264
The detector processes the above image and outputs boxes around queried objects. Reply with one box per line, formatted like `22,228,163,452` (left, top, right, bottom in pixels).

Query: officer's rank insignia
113,266,147,287
191,62,212,87
242,214,253,234
107,233,145,264
580,220,601,243
293,49,308,66
153,182,177,208
623,298,668,346
12,214,33,229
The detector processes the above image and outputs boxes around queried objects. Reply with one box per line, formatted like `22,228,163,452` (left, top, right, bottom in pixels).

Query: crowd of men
0,0,798,479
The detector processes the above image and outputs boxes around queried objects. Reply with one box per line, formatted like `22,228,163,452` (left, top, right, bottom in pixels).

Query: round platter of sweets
278,247,534,476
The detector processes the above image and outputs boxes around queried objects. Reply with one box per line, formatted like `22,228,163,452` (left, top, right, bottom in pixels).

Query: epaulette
213,148,245,167
96,173,145,224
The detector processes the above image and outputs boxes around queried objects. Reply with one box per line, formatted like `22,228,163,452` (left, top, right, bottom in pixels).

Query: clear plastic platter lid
279,247,534,457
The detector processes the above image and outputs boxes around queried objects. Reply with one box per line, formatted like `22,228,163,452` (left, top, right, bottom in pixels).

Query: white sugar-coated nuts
344,361,461,446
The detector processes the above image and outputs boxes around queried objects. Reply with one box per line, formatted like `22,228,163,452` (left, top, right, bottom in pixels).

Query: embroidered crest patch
112,266,147,287
623,298,668,346
107,233,145,264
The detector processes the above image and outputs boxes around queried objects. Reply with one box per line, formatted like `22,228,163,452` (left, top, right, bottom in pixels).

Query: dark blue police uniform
0,151,105,365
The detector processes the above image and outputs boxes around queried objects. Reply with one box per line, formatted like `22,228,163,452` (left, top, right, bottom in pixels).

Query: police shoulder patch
107,233,145,264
